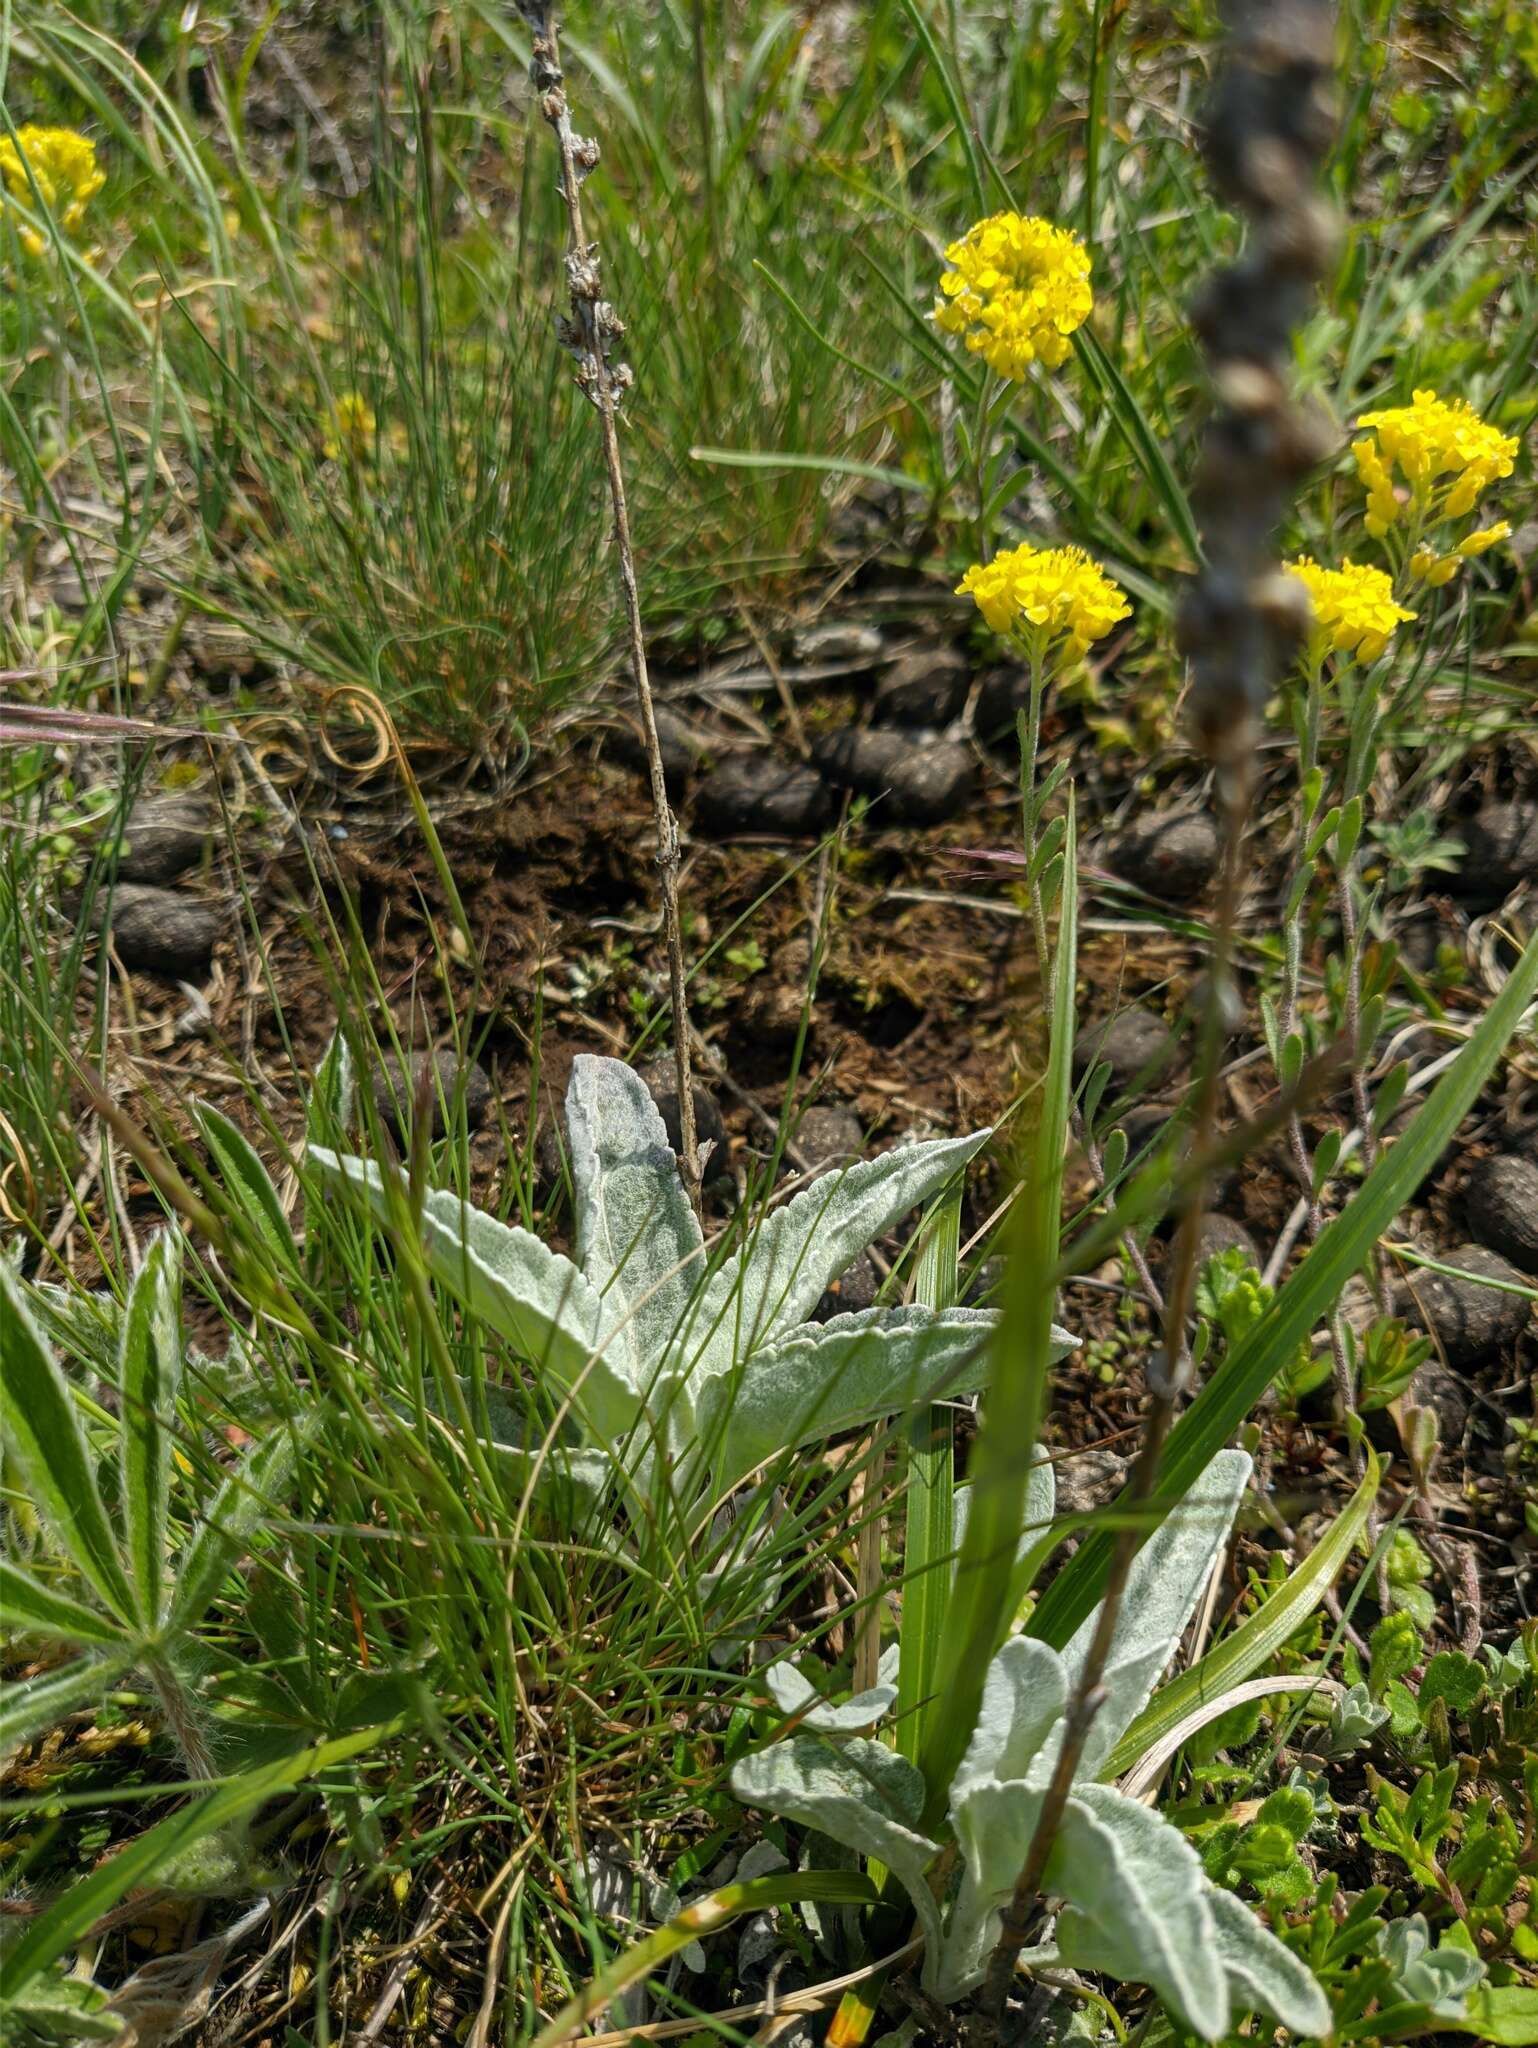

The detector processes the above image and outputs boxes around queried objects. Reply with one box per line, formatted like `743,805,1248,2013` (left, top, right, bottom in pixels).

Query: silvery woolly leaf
764,1658,898,1734
951,1636,1069,1807
730,1734,942,1968
308,1148,634,1438
1206,1885,1332,2036
1031,1448,1251,1790
721,1131,993,1358
952,1450,1058,1565
1049,1782,1229,2043
936,1776,1048,2001
1378,1913,1485,2016
566,1057,718,1385
704,1306,1011,1496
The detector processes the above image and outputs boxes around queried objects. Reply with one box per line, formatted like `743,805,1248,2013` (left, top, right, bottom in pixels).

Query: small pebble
1393,1242,1531,1367
814,1249,878,1322
99,884,220,976
108,798,210,885
974,663,1029,741
640,1060,728,1174
1107,810,1222,904
608,705,703,793
1405,1357,1472,1446
811,729,975,825
1073,1006,1178,1090
793,1102,864,1168
872,641,968,728
373,1047,494,1143
1454,800,1538,904
1192,1212,1260,1269
694,757,834,837
791,622,883,668
1464,1152,1538,1274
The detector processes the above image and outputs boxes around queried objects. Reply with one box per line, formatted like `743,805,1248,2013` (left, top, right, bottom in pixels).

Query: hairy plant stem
519,1,702,1211
978,765,1252,2023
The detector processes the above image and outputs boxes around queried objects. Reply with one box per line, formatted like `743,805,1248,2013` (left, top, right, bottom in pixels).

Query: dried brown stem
519,1,702,1209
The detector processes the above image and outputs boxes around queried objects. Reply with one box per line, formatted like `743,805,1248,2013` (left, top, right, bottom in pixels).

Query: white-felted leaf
951,1636,1069,1807
704,1306,1014,1496
1206,1885,1331,2036
721,1132,993,1357
1032,1447,1252,1789
764,1658,898,1733
937,1776,1048,2001
566,1057,714,1384
952,1450,1059,1568
1049,1783,1229,2043
730,1734,942,1968
309,1148,634,1439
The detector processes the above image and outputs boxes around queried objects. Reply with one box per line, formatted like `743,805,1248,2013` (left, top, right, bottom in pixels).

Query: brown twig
519,1,702,1210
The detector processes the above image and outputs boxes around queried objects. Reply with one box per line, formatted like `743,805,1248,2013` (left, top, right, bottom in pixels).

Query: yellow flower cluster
0,125,105,257
1286,556,1416,666
324,391,377,462
1353,388,1519,534
958,543,1130,660
934,213,1093,379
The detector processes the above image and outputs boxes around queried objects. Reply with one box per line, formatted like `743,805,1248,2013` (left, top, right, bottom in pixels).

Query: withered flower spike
1181,0,1339,765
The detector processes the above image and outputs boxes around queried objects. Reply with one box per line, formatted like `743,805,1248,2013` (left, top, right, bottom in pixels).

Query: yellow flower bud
1455,520,1511,558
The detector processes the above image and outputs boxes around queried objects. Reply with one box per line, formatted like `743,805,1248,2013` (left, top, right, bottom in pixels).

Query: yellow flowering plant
0,125,105,259
958,542,1129,964
933,212,1094,380
1284,556,1417,667
323,391,378,464
1351,386,1518,587
957,542,1130,664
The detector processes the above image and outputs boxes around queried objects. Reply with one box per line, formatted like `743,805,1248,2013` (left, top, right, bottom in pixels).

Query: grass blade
169,1430,297,1632
530,1871,879,2048
1071,327,1201,565
0,1266,135,1626
118,1233,184,1631
0,1723,400,1994
1034,929,1538,1647
916,802,1077,1825
896,1185,961,1765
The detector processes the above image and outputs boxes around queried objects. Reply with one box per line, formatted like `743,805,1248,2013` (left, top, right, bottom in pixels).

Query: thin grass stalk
517,0,701,1209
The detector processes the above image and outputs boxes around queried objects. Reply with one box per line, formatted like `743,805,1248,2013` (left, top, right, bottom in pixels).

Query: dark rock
1056,1444,1131,1516
1107,810,1222,904
791,622,883,668
814,1249,878,1322
873,641,968,728
793,1102,864,1168
640,1060,728,1171
1073,1006,1178,1091
1394,909,1448,977
1193,1212,1260,1269
374,1047,494,1143
1405,1357,1473,1446
694,756,835,837
1465,1153,1538,1274
1393,1242,1532,1367
101,884,220,976
811,729,975,825
108,799,210,885
1455,801,1538,904
975,664,1029,741
964,1255,1007,1306
608,705,704,793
